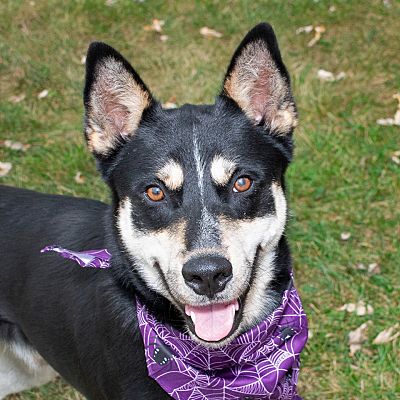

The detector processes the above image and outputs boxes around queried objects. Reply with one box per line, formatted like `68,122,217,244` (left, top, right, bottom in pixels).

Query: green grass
1,0,399,398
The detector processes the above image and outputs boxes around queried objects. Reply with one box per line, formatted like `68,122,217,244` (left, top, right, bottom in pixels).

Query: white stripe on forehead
192,125,220,247
210,155,237,186
156,160,184,191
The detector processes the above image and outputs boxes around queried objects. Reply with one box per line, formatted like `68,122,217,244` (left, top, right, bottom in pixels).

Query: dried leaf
143,19,165,32
354,263,366,270
105,0,116,5
339,300,373,316
74,171,85,184
37,89,49,99
162,96,177,109
8,93,26,103
329,5,336,12
159,35,169,42
348,321,371,356
373,324,399,344
308,25,326,47
0,162,12,177
296,25,314,35
3,140,30,151
200,27,223,39
340,232,351,241
367,263,381,275
392,155,400,165
317,69,346,82
81,55,86,65
377,93,400,126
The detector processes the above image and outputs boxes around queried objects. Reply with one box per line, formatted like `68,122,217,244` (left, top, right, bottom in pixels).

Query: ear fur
84,42,153,157
222,23,297,135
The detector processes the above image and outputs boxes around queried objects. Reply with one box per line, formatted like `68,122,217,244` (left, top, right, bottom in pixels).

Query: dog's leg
0,341,58,399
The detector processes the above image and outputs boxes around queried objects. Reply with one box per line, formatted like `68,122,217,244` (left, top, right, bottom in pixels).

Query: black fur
0,22,296,399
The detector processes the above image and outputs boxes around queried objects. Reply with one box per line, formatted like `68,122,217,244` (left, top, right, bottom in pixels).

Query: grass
1,0,399,398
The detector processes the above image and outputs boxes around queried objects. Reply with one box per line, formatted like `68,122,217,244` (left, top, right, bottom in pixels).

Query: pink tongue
185,301,238,342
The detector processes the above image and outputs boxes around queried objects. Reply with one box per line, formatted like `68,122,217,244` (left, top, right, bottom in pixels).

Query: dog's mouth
184,298,242,342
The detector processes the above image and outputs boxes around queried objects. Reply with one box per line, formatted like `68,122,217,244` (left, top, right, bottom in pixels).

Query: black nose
182,256,233,298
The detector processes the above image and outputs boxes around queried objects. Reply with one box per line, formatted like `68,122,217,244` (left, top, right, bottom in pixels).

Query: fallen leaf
354,263,366,270
340,232,351,241
348,321,371,357
105,0,116,5
373,324,399,344
8,93,26,103
339,300,374,316
367,263,381,275
383,0,391,7
329,5,336,12
81,55,86,65
200,27,223,39
74,171,85,184
392,155,400,165
159,34,169,42
308,25,326,47
296,25,314,35
3,140,30,151
317,69,346,82
162,96,177,109
377,93,400,126
37,89,49,99
143,19,165,32
0,162,12,177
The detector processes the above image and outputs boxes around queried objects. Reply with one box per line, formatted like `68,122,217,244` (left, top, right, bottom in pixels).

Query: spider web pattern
137,284,308,400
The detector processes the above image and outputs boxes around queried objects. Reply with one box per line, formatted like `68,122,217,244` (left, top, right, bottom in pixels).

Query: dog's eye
233,176,252,193
146,186,165,202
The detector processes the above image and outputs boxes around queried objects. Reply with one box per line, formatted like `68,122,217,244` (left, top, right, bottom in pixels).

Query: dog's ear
84,42,154,158
221,23,297,135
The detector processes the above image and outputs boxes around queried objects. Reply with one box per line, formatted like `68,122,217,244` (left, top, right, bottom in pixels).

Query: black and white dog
0,23,300,399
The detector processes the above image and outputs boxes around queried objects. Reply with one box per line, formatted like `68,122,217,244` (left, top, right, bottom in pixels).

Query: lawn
1,0,399,399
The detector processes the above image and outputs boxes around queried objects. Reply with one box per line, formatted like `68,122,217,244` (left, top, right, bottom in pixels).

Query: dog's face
83,23,297,346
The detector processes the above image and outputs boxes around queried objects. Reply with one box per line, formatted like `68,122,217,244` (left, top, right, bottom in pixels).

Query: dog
0,22,306,399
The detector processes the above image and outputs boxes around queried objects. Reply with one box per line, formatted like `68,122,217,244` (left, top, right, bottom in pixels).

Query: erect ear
222,23,297,135
84,42,154,157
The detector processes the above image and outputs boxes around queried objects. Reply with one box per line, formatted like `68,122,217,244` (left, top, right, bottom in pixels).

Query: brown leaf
3,140,30,151
8,93,26,103
143,19,165,33
367,263,381,275
200,27,223,39
74,171,85,184
376,92,400,126
348,321,371,357
308,25,326,47
162,96,177,109
373,324,399,344
0,162,12,177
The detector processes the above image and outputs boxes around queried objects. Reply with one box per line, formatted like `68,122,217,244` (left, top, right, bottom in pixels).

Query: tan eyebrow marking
156,160,184,191
210,155,237,186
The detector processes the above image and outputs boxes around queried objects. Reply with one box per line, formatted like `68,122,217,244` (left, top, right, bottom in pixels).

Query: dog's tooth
234,300,239,311
190,311,196,324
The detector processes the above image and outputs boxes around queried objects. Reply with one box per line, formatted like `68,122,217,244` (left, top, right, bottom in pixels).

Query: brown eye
146,186,165,202
233,176,252,193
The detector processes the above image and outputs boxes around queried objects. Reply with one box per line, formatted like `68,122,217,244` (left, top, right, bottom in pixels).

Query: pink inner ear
249,67,274,123
104,99,129,134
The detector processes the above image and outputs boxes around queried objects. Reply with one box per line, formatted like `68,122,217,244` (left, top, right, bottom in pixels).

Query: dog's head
83,23,297,346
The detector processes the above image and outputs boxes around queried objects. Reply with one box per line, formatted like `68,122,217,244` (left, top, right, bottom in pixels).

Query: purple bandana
42,246,308,399
41,245,111,269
